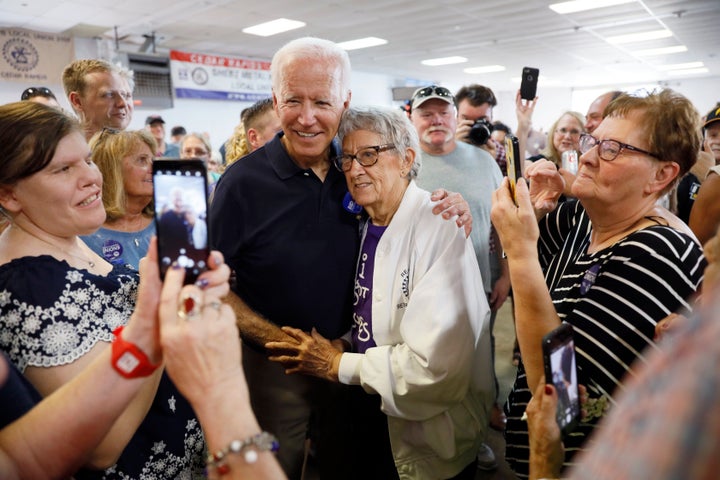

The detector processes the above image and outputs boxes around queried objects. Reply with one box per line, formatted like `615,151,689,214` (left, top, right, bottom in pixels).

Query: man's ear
246,128,259,151
0,186,21,214
68,91,83,114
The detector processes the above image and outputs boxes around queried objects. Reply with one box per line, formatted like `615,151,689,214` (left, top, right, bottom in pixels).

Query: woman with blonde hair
528,111,586,198
82,129,156,269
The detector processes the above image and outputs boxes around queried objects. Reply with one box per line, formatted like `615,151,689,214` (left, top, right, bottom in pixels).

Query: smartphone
542,323,580,437
520,66,539,101
152,159,210,284
505,134,522,205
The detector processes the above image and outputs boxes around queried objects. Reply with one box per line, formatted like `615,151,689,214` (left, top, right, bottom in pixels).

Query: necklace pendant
89,261,95,268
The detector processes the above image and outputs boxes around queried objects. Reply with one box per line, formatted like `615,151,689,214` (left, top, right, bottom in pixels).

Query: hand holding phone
153,159,210,285
542,323,580,437
520,67,539,101
505,134,523,205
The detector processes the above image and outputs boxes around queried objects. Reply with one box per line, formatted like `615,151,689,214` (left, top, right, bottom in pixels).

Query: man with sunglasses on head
409,84,507,472
62,59,134,140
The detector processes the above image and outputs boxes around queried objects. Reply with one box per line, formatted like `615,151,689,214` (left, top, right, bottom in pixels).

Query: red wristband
111,326,160,378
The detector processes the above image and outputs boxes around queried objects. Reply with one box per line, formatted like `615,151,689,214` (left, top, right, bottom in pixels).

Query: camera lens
468,119,493,146
527,75,533,81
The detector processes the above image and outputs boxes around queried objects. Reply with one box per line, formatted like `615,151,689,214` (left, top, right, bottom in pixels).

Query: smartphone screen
152,159,210,284
520,66,539,101
542,323,580,437
505,134,522,205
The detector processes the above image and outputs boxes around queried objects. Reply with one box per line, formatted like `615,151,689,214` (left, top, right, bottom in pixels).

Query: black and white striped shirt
505,199,706,478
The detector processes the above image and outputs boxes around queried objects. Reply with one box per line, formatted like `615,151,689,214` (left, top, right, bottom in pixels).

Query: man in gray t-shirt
410,85,509,470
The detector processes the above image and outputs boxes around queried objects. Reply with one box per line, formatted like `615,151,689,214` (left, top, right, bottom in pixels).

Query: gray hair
338,106,420,179
270,37,351,99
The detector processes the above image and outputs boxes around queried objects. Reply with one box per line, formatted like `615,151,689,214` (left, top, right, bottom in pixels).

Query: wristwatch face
116,351,141,374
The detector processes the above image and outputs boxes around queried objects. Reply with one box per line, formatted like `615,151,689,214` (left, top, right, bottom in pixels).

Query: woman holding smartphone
0,101,228,478
492,89,705,479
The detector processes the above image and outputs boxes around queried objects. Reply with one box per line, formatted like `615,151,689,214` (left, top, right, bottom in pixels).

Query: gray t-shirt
415,141,503,293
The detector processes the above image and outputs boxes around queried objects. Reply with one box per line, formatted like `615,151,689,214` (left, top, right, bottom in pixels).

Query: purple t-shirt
352,223,386,353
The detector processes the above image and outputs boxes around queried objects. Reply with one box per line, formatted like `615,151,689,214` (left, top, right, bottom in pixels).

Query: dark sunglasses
21,87,56,101
412,85,454,102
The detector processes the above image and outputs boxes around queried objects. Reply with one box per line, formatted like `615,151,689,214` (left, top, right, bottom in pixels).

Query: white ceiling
1,0,719,93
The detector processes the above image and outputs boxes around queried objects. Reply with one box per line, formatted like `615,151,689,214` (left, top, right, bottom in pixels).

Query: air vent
117,52,173,109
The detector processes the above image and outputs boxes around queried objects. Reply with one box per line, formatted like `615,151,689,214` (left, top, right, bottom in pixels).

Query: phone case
520,67,539,100
542,323,580,437
505,134,522,205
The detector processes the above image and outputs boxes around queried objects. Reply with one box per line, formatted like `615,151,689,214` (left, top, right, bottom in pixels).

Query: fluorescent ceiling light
667,67,709,76
242,18,306,37
549,0,634,14
421,56,468,66
336,37,387,51
606,29,672,44
656,61,704,71
463,65,506,74
633,45,687,56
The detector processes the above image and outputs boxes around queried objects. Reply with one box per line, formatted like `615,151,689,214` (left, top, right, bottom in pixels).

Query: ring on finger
205,300,222,312
178,292,203,320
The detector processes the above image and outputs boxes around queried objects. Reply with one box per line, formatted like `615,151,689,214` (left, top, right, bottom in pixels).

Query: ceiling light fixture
242,18,306,37
549,0,635,15
463,65,506,74
667,67,709,76
656,61,704,71
421,56,468,66
606,29,672,44
633,45,687,56
336,37,388,51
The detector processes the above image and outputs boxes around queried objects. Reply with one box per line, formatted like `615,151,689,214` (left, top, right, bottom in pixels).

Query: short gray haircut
337,106,420,179
270,37,351,99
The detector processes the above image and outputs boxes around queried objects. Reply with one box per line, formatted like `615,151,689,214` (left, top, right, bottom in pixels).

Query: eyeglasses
333,144,396,172
555,127,582,137
21,87,55,101
579,133,658,162
411,85,454,103
182,148,209,157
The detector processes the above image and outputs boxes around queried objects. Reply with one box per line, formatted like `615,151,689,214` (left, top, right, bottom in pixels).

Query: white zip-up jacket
338,181,494,479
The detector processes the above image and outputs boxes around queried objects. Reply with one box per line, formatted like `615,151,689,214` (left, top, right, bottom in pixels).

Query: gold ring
178,292,202,320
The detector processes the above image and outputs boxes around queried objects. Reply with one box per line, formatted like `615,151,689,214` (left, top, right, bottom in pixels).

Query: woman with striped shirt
491,89,706,478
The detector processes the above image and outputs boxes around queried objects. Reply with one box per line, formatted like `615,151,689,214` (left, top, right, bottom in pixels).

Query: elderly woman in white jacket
266,106,494,480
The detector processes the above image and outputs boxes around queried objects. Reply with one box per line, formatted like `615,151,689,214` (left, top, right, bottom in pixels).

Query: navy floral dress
0,256,205,479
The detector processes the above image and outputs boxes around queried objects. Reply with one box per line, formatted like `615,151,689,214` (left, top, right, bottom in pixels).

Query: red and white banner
0,27,73,84
170,50,271,102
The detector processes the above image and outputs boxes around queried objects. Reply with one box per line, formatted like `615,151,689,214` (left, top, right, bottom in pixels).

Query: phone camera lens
527,75,534,81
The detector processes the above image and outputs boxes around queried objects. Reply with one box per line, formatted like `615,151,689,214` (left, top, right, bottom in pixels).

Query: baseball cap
145,115,165,125
704,105,720,129
410,85,456,111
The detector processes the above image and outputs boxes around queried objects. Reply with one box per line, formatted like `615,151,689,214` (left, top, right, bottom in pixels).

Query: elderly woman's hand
526,378,564,480
491,177,540,260
525,159,565,216
265,327,343,382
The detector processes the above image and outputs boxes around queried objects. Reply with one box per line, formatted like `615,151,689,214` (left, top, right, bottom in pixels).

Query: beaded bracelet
206,431,279,475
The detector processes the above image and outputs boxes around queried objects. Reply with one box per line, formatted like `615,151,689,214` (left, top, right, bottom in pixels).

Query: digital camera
468,119,494,146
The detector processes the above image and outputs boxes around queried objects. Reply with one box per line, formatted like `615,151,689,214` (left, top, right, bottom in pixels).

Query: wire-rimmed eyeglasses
333,144,396,172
